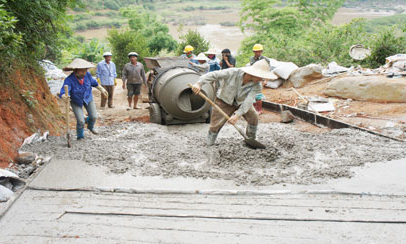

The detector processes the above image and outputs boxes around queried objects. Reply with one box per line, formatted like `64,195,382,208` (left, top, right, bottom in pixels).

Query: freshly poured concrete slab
30,158,406,195
2,158,406,243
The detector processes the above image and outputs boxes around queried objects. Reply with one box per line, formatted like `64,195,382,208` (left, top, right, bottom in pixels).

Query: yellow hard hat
252,44,264,51
183,45,194,53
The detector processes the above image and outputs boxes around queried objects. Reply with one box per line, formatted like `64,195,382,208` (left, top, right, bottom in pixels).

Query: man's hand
191,83,201,94
97,85,108,99
228,114,240,125
61,94,69,100
122,82,126,90
223,55,228,62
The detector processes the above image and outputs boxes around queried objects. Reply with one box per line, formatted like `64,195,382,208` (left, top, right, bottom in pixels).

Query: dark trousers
101,85,114,107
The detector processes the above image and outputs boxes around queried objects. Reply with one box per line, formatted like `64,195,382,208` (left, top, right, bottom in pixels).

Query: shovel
64,85,71,148
188,84,265,149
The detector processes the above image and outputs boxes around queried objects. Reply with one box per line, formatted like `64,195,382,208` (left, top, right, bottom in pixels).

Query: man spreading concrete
190,53,210,75
191,59,275,145
249,44,269,114
59,58,108,140
122,52,146,110
96,52,117,109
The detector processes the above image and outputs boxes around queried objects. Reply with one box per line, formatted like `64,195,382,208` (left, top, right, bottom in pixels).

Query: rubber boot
207,131,219,146
77,128,84,140
86,116,99,135
246,124,258,139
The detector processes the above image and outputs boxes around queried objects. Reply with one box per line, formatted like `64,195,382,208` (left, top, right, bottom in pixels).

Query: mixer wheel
149,103,162,124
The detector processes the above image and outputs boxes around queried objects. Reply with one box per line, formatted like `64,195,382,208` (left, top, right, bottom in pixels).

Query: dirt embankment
0,66,65,168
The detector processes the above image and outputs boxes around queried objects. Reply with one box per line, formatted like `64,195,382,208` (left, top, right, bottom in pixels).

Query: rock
16,152,36,165
324,76,406,103
286,64,323,88
281,110,295,123
0,184,13,202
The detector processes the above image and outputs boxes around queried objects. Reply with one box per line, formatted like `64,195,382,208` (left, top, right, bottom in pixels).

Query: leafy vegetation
1,0,78,63
120,7,177,54
107,28,150,76
237,0,406,68
176,29,210,56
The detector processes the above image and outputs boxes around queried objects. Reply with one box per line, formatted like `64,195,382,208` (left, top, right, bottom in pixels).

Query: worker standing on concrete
190,53,210,75
59,58,108,140
204,49,221,72
220,49,236,69
249,44,269,114
122,52,146,110
180,45,198,66
191,59,275,145
96,52,117,109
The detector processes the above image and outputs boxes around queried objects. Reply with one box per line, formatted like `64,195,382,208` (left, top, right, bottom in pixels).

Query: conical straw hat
63,58,95,71
204,49,217,55
241,59,278,80
195,53,209,61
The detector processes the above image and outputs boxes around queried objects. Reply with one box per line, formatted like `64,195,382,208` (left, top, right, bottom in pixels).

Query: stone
286,64,323,88
281,110,295,123
0,184,13,202
324,76,406,103
16,152,36,165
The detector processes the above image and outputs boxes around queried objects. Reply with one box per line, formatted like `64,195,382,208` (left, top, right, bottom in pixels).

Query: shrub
177,30,210,56
107,28,151,76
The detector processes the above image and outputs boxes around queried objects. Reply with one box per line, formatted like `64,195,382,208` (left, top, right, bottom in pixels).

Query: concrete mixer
144,57,215,125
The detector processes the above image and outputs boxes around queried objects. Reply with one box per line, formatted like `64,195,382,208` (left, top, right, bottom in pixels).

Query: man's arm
235,84,261,116
192,69,230,94
122,65,127,88
96,63,101,79
140,64,147,85
113,63,117,78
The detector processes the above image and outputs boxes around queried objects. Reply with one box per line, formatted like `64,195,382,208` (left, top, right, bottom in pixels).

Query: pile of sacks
265,59,323,89
39,60,67,95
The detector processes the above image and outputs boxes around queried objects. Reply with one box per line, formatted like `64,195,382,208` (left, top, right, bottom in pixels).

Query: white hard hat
103,52,112,57
128,52,139,57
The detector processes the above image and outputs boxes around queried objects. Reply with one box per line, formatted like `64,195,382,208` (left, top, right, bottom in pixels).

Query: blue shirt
59,72,99,107
96,60,117,86
208,57,220,72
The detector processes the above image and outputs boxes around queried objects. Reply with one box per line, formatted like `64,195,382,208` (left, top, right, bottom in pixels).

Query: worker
190,53,210,75
180,45,198,66
122,52,147,110
96,51,117,109
250,44,268,65
249,44,269,114
219,48,236,69
59,58,108,140
204,49,220,72
191,59,274,145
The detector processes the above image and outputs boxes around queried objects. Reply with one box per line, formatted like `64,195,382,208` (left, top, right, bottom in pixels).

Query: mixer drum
152,67,215,123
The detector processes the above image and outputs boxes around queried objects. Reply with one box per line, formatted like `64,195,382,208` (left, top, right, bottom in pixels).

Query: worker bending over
191,59,274,145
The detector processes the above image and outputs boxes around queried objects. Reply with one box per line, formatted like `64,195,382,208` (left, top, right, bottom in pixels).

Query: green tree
0,1,22,58
2,0,79,62
107,28,150,77
121,7,177,54
176,30,210,56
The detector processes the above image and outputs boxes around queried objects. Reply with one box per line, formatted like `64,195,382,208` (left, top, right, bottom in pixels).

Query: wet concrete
20,121,406,187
